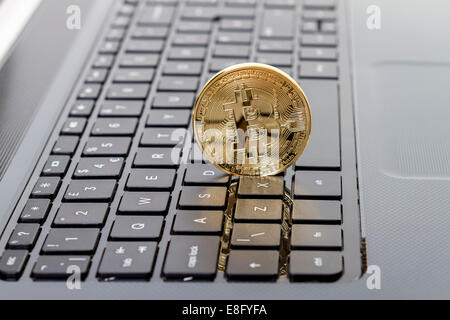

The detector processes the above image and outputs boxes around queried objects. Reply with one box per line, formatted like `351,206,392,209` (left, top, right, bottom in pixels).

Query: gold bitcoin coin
193,63,311,176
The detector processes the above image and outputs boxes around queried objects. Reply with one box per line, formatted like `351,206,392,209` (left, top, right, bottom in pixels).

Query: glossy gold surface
193,63,311,176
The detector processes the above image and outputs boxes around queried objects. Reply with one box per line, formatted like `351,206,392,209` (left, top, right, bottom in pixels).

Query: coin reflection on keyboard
193,63,311,176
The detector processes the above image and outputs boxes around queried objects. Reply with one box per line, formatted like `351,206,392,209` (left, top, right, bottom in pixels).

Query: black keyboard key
303,0,336,9
301,34,338,47
31,177,61,199
70,100,95,116
152,92,195,109
107,84,150,100
230,223,281,249
321,22,337,34
119,192,170,215
210,58,246,72
261,9,294,39
168,47,207,60
83,137,131,156
99,101,144,117
302,21,319,33
182,6,216,20
64,180,116,201
7,224,40,249
291,225,342,250
53,203,109,227
133,26,169,39
173,34,209,46
184,165,230,186
106,28,126,41
111,16,131,28
289,251,342,282
293,171,341,199
213,45,250,58
220,19,253,31
110,216,164,240
178,21,212,33
256,53,292,67
61,118,87,136
178,186,227,209
226,250,279,281
237,176,284,199
163,235,220,280
78,84,102,99
52,136,79,155
139,5,175,26
134,147,181,168
97,242,158,279
265,0,296,8
42,228,100,254
303,9,336,21
42,156,70,177
32,256,91,279
126,40,165,53
292,200,341,224
20,199,51,223
92,118,138,136
234,199,282,223
74,157,124,179
299,61,338,79
147,110,191,127
225,0,256,7
258,40,293,53
300,47,338,61
158,77,199,91
93,55,115,69
127,169,176,191
217,32,252,44
85,69,108,84
163,61,203,76
114,68,155,83
172,211,223,235
140,128,186,147
120,54,160,68
0,250,28,280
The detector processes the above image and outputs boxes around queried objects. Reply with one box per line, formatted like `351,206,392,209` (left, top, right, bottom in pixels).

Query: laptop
0,0,448,299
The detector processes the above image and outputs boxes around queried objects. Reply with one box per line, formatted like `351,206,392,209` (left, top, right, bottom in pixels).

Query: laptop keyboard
0,0,362,283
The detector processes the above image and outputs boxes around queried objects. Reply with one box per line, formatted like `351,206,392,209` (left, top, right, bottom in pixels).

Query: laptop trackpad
371,62,450,179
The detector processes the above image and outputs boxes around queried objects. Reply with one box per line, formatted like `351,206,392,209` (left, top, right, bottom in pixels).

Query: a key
173,34,209,47
91,118,138,136
300,47,338,61
147,110,191,127
163,235,220,280
168,47,207,61
31,177,61,199
70,100,95,116
301,34,338,47
295,81,340,169
126,40,164,53
99,41,120,54
234,199,283,223
83,137,131,156
216,32,252,45
163,61,203,76
20,199,51,223
260,9,294,39
74,157,124,179
256,53,292,67
184,165,230,186
7,224,40,249
237,176,284,199
107,84,150,100
210,58,246,72
299,62,338,79
133,26,169,39
178,21,212,34
134,147,182,168
172,210,223,235
114,68,155,83
258,40,293,53
152,92,195,109
213,45,250,58
292,200,341,224
230,223,281,249
110,216,164,240
291,225,342,250
120,54,160,68
118,192,170,215
293,171,341,199
78,84,101,99
158,77,199,92
178,186,228,209
42,228,100,254
42,156,70,177
97,242,158,279
61,118,86,135
289,251,342,282
138,5,175,25
53,203,109,227
52,136,79,155
220,19,253,31
64,180,117,201
99,101,144,117
32,256,91,279
226,250,279,281
140,128,186,147
127,169,176,191
0,250,28,280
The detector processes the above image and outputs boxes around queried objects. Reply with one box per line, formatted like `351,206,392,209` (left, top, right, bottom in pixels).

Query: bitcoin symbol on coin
193,63,311,176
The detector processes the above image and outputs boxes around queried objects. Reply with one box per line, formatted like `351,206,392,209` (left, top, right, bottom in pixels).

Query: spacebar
296,80,341,170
